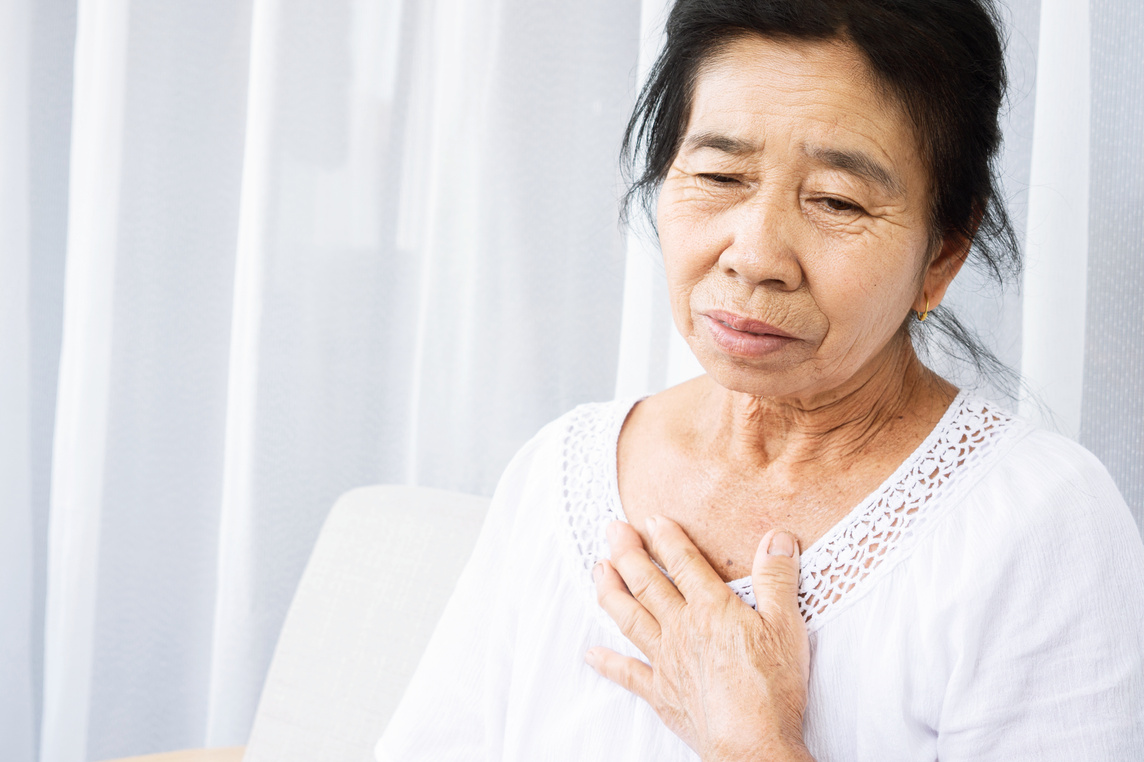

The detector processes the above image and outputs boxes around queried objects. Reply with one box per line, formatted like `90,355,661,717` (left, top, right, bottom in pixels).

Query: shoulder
924,398,1144,610
922,404,1144,756
480,397,640,597
489,397,638,519
901,394,1144,611
924,416,1144,755
515,397,641,478
1007,426,1127,504
962,408,1137,545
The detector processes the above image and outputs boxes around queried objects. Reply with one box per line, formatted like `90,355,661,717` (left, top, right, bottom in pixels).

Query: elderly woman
376,0,1144,759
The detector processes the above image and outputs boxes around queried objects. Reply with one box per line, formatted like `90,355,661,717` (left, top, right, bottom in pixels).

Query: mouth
702,310,797,358
704,310,795,339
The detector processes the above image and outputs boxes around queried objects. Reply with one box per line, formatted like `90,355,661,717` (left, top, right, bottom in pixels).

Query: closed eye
699,173,741,185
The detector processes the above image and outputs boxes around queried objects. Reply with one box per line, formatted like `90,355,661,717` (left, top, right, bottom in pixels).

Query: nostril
718,242,803,291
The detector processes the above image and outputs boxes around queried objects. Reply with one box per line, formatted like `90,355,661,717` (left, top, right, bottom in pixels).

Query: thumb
750,529,802,618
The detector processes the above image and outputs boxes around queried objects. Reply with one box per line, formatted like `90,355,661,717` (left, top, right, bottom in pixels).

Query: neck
700,335,954,469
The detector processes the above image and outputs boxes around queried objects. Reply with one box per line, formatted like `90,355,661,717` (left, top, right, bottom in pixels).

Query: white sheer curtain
1,0,1141,760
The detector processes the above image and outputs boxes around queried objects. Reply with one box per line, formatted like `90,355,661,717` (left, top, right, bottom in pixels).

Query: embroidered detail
561,402,629,573
561,394,1020,631
795,399,1017,627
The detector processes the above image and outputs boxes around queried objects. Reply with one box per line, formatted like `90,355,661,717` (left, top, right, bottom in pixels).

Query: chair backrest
243,485,490,762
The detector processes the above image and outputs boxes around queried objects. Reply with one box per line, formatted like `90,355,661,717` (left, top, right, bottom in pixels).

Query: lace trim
560,400,630,572
559,393,1025,632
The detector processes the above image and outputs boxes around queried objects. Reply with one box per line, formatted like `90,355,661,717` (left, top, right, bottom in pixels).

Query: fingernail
592,562,604,582
585,648,599,666
768,531,797,557
645,516,658,535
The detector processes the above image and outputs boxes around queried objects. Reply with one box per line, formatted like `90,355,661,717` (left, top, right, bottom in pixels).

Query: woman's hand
587,517,813,762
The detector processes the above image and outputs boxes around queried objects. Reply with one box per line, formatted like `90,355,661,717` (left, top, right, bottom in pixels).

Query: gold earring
917,298,929,322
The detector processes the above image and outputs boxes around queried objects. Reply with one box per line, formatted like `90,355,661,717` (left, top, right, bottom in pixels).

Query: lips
702,310,797,358
704,310,795,339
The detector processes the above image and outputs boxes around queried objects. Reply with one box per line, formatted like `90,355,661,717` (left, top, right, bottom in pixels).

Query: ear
914,215,977,313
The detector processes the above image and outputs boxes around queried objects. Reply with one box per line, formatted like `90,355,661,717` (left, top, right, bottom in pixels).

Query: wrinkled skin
587,31,970,762
590,518,812,762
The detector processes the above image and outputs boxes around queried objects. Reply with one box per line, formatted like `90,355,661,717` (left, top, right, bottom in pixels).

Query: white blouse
376,393,1144,761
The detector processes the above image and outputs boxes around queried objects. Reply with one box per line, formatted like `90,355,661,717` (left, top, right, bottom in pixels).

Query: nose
717,192,803,291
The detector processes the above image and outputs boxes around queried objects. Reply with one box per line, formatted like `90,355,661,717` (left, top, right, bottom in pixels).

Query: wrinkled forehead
693,31,901,119
683,33,930,196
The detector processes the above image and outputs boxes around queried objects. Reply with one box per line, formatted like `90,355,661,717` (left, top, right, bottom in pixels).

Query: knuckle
616,605,644,636
626,570,657,601
671,559,719,600
670,547,706,580
611,536,639,558
612,544,649,570
613,555,657,599
756,562,798,587
659,541,691,568
618,664,640,693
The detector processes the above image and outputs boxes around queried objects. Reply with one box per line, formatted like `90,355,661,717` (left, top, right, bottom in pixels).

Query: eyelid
698,173,741,185
813,194,866,215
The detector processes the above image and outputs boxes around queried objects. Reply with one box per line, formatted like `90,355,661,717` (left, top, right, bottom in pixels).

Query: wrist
704,738,814,762
770,740,815,762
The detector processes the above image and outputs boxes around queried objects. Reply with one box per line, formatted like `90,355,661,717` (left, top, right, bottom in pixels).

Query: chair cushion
243,485,489,762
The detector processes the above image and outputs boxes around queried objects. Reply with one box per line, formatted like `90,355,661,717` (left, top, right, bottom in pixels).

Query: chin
691,346,813,399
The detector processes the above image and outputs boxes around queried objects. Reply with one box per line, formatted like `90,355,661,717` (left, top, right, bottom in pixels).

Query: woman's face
657,34,964,403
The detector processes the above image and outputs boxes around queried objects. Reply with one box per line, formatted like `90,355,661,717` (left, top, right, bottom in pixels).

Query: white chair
102,485,490,762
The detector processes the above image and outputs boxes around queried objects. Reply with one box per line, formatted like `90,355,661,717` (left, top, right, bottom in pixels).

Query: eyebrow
682,131,758,156
803,145,904,196
681,130,904,197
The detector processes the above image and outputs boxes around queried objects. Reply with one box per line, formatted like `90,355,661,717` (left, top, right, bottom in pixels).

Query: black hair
621,0,1021,388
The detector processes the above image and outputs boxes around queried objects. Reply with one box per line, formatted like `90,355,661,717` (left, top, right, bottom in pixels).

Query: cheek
812,237,926,347
658,207,722,320
662,250,708,339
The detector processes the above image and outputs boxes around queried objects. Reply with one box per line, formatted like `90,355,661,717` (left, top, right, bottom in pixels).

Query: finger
644,515,728,601
751,528,803,621
606,521,686,617
584,646,654,702
594,560,662,655
605,518,646,555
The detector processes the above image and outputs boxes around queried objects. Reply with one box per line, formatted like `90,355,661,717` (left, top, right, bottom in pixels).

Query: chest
616,442,891,582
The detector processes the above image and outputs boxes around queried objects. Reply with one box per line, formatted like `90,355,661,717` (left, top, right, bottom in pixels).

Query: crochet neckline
612,392,969,588
560,390,1022,632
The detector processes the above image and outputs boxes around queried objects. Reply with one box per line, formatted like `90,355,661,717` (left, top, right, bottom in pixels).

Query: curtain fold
1019,0,1091,436
39,0,128,758
1081,0,1144,523
614,0,674,400
204,0,277,744
0,2,36,761
1,0,1142,760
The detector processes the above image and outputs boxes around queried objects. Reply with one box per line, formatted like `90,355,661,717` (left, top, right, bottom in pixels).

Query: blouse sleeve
374,428,548,762
936,433,1144,760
